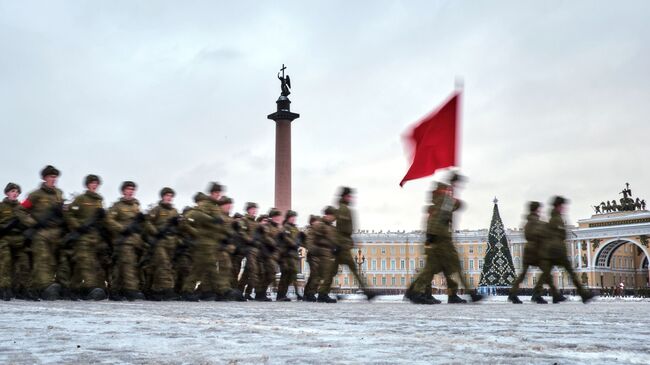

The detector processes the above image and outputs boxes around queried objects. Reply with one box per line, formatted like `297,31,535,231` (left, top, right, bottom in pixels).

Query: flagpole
454,76,463,170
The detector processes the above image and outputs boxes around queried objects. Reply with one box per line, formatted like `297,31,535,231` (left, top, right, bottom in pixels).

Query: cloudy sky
1,1,649,231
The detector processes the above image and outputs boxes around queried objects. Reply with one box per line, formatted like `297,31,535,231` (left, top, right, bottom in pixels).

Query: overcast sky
1,1,649,231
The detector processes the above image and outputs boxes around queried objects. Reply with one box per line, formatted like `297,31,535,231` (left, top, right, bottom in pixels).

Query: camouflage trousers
255,255,277,297
412,238,471,295
542,254,588,297
31,228,68,290
304,249,335,296
111,235,143,292
150,237,177,292
174,250,192,294
321,247,366,295
183,240,231,295
71,232,102,290
0,235,30,291
238,248,260,295
276,255,299,298
510,257,559,297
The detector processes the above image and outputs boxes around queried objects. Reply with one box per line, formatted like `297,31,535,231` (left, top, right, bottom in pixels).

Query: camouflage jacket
64,191,104,232
22,183,64,228
426,190,462,238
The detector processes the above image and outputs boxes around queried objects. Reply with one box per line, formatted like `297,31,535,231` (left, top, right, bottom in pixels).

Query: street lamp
355,248,366,280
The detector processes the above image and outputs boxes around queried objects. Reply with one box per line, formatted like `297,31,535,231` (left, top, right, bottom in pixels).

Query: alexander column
267,64,299,213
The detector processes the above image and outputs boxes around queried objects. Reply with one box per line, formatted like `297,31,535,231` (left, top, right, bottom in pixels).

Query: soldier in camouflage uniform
322,187,375,300
0,183,33,300
276,210,300,301
302,215,321,301
230,212,250,289
237,202,260,300
541,196,594,304
508,201,562,304
308,208,338,303
22,165,66,300
255,209,282,301
144,187,181,301
106,181,148,301
63,175,107,301
408,175,483,304
215,196,243,301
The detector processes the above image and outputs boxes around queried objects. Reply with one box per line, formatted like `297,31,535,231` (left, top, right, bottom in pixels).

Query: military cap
160,187,175,197
233,212,244,219
256,214,269,222
193,192,208,203
285,210,298,219
4,182,21,194
217,196,233,206
120,181,137,191
84,174,101,187
245,202,258,211
323,206,337,216
449,172,466,184
208,182,223,193
339,186,354,197
529,201,541,212
41,165,60,178
268,208,282,218
309,215,320,224
552,196,568,207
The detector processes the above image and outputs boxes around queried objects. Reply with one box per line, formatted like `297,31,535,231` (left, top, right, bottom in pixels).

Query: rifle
62,208,106,249
145,215,180,249
113,213,146,247
0,218,20,238
23,204,65,243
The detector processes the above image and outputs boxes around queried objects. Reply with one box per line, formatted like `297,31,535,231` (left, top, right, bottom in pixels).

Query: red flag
399,92,460,187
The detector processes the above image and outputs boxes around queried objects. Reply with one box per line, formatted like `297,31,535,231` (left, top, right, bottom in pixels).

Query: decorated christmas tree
479,198,517,287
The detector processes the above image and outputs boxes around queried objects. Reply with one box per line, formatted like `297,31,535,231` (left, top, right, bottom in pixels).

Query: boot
470,293,484,303
448,294,467,304
552,295,567,304
403,290,413,301
508,294,523,304
24,289,41,301
254,294,272,302
162,289,180,301
224,289,245,302
1,288,12,301
581,292,595,304
244,293,255,301
199,291,217,301
61,287,80,301
124,290,146,301
317,293,337,303
86,288,107,301
304,294,317,302
365,290,377,301
41,283,62,301
296,294,304,301
531,294,548,304
181,292,200,302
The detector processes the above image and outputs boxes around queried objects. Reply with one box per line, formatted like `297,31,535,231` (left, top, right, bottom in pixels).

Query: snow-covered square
1,296,648,364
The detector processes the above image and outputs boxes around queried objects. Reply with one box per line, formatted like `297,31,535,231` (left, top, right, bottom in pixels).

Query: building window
513,257,519,270
335,277,339,285
381,247,386,254
400,260,405,270
532,276,537,285
469,276,474,286
371,260,377,270
460,260,464,270
371,247,376,254
391,276,396,286
390,260,396,270
381,276,386,286
410,246,414,253
353,278,358,286
478,245,483,254
469,260,474,270
419,259,424,268
400,247,405,254
469,246,474,254
372,277,377,286
458,246,464,253
344,277,349,285
401,276,405,286
410,260,415,271
390,247,395,255
479,259,484,270
381,260,386,270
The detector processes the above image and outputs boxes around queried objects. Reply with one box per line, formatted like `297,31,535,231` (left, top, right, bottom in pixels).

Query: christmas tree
479,198,517,287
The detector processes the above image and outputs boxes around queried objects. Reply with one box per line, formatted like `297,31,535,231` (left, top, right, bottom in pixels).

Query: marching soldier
508,201,562,304
63,175,108,301
0,183,33,300
22,165,66,300
215,196,243,301
542,196,594,303
276,210,300,301
255,209,282,301
144,187,181,301
408,174,483,304
238,202,260,300
323,187,375,300
313,207,338,303
106,181,147,301
230,212,250,289
302,215,321,301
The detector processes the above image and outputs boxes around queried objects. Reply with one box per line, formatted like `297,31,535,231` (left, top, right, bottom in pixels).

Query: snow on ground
1,296,648,364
